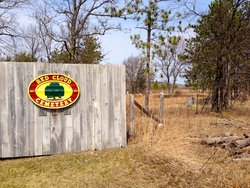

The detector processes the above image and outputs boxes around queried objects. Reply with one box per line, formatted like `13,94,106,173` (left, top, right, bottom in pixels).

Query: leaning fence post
129,94,134,139
159,91,164,126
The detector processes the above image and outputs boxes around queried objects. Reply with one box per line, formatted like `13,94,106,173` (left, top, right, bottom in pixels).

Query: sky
100,0,213,65
14,0,213,84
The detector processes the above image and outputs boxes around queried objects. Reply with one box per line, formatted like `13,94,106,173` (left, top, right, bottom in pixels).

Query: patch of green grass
0,146,199,188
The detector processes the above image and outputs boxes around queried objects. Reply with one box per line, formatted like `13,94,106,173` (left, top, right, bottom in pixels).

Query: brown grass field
0,91,250,188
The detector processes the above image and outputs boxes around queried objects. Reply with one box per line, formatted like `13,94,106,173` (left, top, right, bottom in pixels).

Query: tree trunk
144,0,152,111
172,76,177,97
211,59,229,112
167,75,171,96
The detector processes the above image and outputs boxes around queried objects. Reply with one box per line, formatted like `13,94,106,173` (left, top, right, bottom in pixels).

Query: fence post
159,91,164,125
196,94,199,114
129,94,134,139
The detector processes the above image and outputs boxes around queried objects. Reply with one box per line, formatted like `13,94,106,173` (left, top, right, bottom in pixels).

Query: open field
1,93,250,187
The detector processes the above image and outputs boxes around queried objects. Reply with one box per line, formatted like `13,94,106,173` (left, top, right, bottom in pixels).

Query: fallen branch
201,134,250,157
235,138,250,148
201,136,245,145
233,158,250,162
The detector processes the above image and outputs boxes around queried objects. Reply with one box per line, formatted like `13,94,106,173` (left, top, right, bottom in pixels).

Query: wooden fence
0,62,126,158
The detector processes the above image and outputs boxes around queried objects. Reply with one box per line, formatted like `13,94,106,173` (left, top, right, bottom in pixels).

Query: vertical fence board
0,63,6,157
71,65,81,151
100,65,109,148
2,62,9,157
50,64,63,153
113,66,121,147
80,64,88,151
40,64,51,156
93,65,102,150
108,65,115,148
24,63,31,156
7,63,16,157
42,66,50,154
28,63,35,156
14,64,25,156
120,65,126,147
34,66,44,156
87,65,94,150
1,63,9,157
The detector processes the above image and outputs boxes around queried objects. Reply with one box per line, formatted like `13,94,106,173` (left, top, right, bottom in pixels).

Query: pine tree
186,0,250,112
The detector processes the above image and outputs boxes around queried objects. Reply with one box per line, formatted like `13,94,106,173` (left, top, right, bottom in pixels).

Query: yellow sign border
27,73,80,109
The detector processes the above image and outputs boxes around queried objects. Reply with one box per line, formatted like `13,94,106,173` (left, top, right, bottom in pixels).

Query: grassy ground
1,93,250,188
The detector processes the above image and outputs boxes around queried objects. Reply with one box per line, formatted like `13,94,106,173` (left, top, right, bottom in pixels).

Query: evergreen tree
186,0,250,112
14,53,37,62
51,36,103,64
120,0,180,110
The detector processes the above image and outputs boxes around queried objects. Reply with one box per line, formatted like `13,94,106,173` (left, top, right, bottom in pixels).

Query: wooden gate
0,62,126,158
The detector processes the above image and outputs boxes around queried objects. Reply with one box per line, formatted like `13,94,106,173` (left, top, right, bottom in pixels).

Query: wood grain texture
0,62,126,158
100,65,109,148
0,62,6,157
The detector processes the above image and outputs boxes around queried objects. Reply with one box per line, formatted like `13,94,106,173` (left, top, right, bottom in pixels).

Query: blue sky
101,0,213,65
16,0,212,65
15,0,213,84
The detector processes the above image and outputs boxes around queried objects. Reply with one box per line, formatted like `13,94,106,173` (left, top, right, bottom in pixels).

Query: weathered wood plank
108,64,115,148
80,64,88,151
86,65,94,150
93,65,102,150
70,66,81,151
0,62,6,157
113,65,121,147
34,68,45,156
22,63,32,156
7,63,16,157
49,64,62,154
37,63,50,155
14,63,25,156
26,63,35,156
120,65,126,147
100,65,109,149
1,62,10,157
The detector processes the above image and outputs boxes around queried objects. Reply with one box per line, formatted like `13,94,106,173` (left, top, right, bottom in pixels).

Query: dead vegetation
129,93,250,187
0,92,249,187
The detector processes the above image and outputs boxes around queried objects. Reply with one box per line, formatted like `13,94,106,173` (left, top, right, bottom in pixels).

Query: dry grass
130,94,250,187
0,93,250,187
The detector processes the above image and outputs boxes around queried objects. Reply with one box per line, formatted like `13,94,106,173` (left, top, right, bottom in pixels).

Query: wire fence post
196,94,199,114
159,91,164,126
129,94,134,139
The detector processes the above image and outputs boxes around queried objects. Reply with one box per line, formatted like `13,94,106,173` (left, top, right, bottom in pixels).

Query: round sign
28,74,80,109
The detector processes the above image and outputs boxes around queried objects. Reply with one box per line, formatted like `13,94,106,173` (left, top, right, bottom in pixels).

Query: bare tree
154,35,186,96
0,0,29,57
32,2,55,63
123,55,146,94
32,0,119,64
20,25,42,61
0,0,28,37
